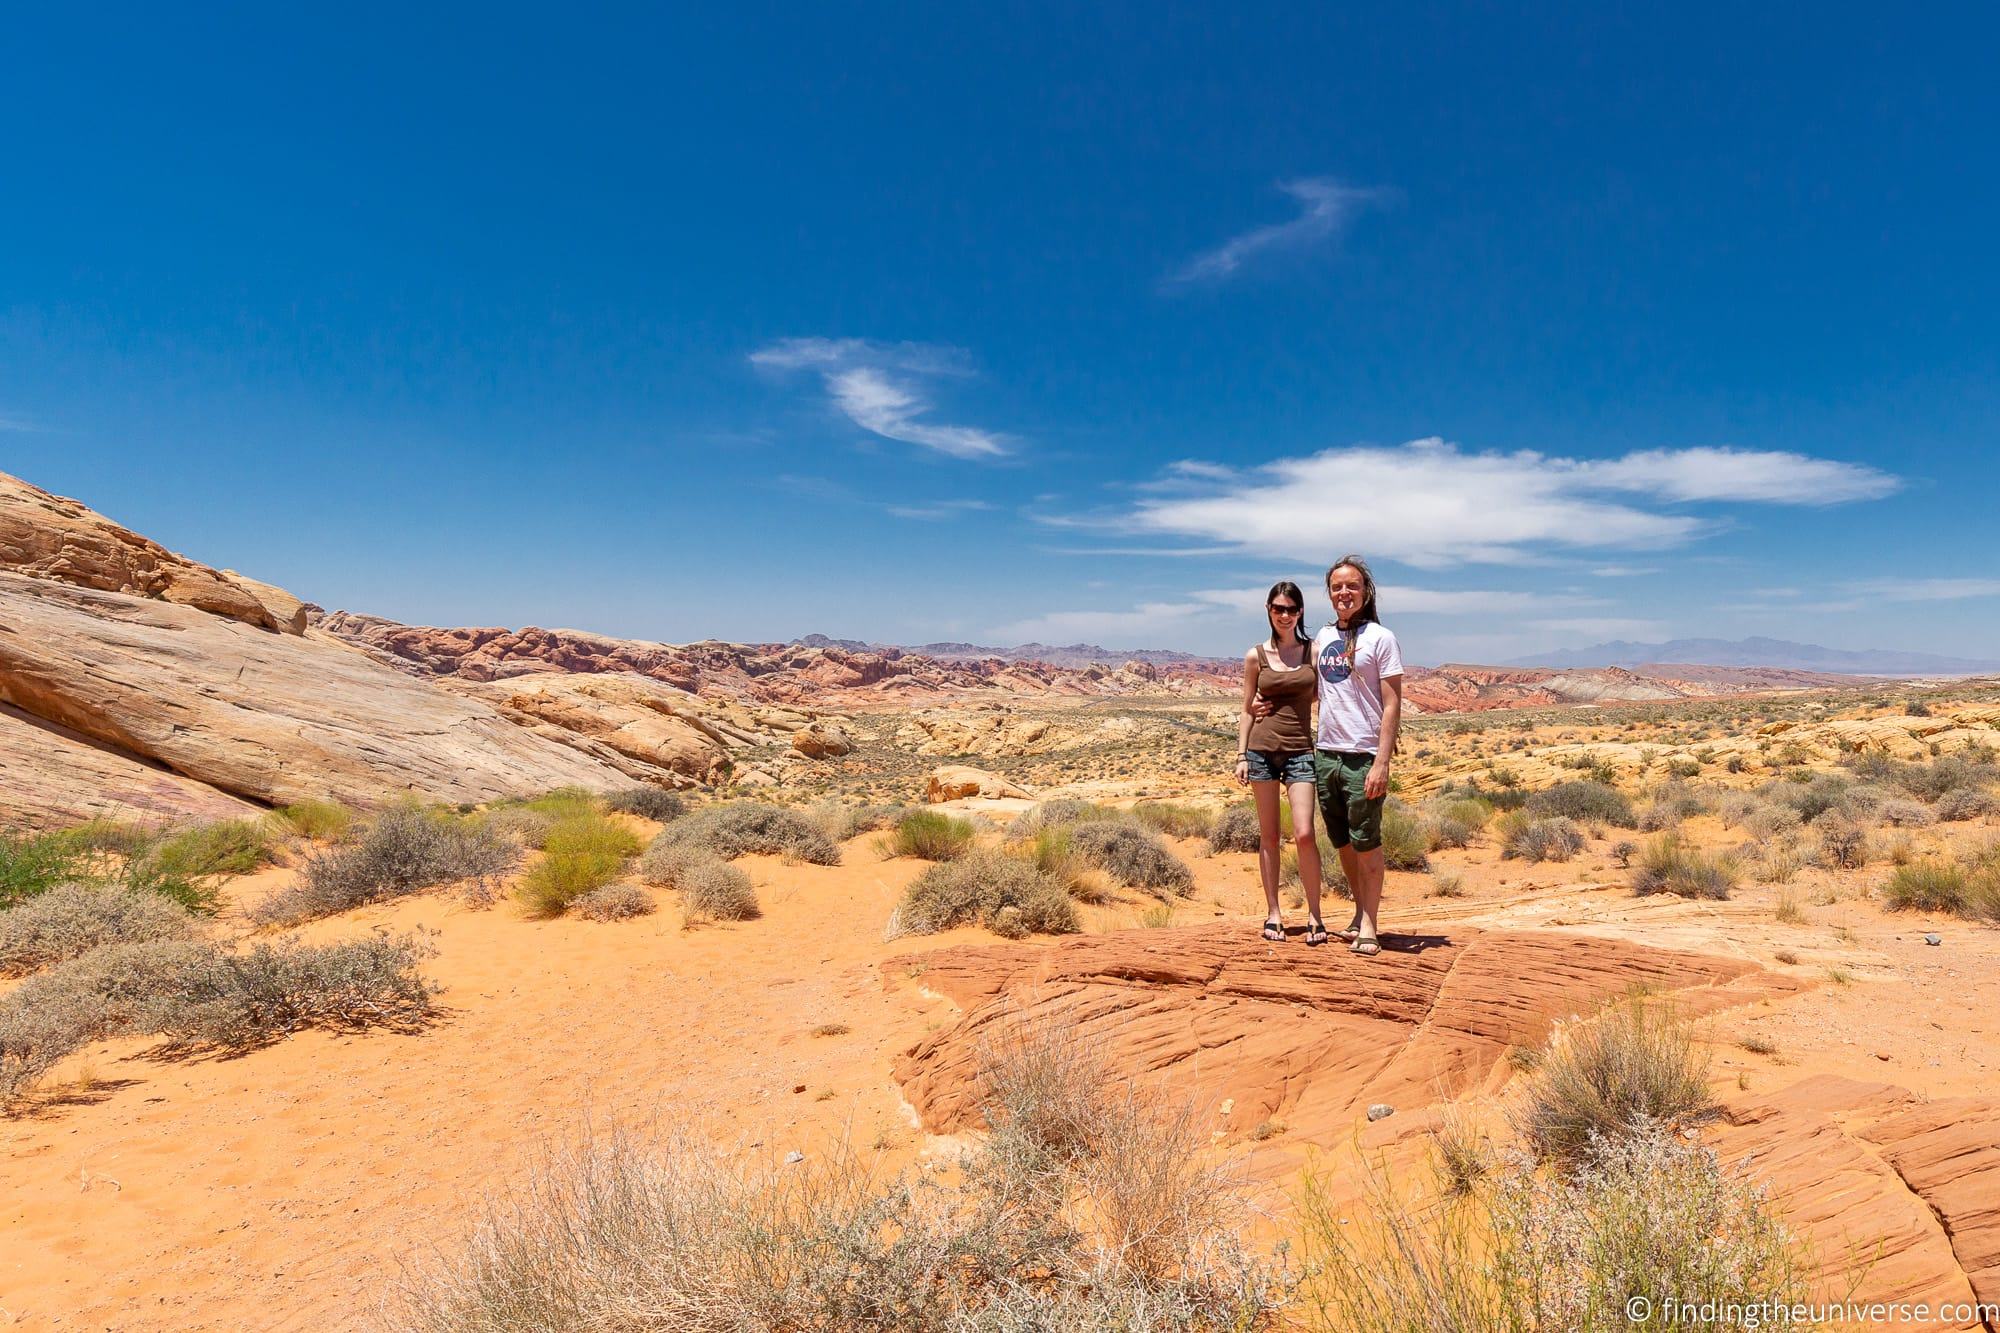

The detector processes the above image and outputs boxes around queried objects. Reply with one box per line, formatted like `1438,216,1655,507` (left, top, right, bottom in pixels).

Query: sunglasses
1268,603,1301,615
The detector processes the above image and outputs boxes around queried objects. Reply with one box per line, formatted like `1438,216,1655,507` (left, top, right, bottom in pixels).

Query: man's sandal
1304,919,1329,947
1333,926,1361,944
1350,937,1382,957
1261,918,1285,943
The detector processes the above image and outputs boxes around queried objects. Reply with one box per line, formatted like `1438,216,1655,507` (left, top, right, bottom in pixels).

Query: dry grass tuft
1205,807,1261,855
1631,833,1738,900
1516,999,1713,1161
604,786,687,823
1067,822,1194,897
883,810,978,862
253,808,519,926
571,883,657,922
891,852,1077,939
1502,817,1586,864
653,803,841,866
679,862,760,924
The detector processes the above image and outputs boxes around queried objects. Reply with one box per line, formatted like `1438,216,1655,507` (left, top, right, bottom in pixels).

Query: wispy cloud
1845,577,2000,602
750,337,1008,458
1076,438,1901,569
0,412,37,432
1165,178,1393,287
1589,564,1659,578
885,499,994,521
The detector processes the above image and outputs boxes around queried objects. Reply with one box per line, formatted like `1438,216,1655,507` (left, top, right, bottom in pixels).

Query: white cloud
0,413,36,432
1845,577,2000,602
1094,438,1901,568
750,338,1008,459
1589,564,1659,578
1166,178,1393,287
1574,447,1899,504
885,499,994,521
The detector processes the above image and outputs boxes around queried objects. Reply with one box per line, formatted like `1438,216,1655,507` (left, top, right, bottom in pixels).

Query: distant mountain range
794,634,1232,669
1506,636,2000,677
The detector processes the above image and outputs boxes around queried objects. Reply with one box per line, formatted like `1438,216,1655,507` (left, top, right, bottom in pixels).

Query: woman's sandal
1261,918,1285,943
1350,936,1382,957
1304,919,1329,947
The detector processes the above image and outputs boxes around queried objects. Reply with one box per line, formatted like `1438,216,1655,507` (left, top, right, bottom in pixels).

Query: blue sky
5,3,1997,663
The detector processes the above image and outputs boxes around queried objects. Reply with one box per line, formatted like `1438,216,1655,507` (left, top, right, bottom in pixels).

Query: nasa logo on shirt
1319,633,1354,684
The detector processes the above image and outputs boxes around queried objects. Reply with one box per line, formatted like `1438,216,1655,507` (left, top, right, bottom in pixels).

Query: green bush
885,810,978,862
1131,802,1215,840
893,851,1078,938
270,800,355,841
1502,817,1585,863
0,883,197,977
652,803,840,866
1379,801,1434,871
252,807,520,926
1524,781,1635,828
605,787,687,823
516,814,644,918
679,862,761,924
1631,834,1738,900
1068,822,1194,897
56,819,161,856
1880,860,2000,920
0,832,103,910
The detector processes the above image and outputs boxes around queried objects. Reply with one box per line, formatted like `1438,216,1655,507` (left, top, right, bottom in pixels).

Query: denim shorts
1244,749,1315,784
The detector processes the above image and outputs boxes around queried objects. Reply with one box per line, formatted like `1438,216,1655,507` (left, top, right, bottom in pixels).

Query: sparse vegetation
1379,801,1435,871
678,861,760,924
1631,834,1738,900
0,882,198,977
1517,999,1713,1161
1131,802,1215,840
1525,780,1636,828
1502,817,1586,864
652,802,841,866
252,807,519,926
1067,821,1195,897
604,786,687,823
1880,859,2000,921
0,831,108,910
1937,788,1999,822
571,883,657,922
1430,873,1466,899
1817,816,1869,870
1205,806,1261,854
270,799,355,841
396,1024,1280,1330
884,810,978,862
892,851,1078,939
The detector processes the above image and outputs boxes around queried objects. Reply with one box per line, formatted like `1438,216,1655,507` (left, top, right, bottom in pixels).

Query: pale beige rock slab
0,469,305,634
0,703,262,829
925,765,1035,802
0,573,630,810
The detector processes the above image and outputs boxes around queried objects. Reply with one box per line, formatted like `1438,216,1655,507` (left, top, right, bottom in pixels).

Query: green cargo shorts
1314,749,1384,852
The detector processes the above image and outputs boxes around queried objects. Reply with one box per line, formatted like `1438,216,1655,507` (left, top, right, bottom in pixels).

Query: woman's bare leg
1286,779,1322,926
1252,779,1283,923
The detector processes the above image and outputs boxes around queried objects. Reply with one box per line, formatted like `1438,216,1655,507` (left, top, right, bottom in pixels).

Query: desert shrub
270,800,355,841
252,807,519,926
604,786,686,823
1876,798,1935,828
653,803,840,866
397,1026,1278,1332
1867,754,1996,803
506,787,605,820
1010,826,1113,903
1131,802,1215,840
1502,817,1585,864
0,832,104,910
0,883,197,977
1937,788,2000,822
516,814,645,918
4,932,435,1101
893,851,1077,938
1428,796,1493,830
1525,780,1635,828
571,883,657,922
146,819,274,879
1740,803,1802,840
679,862,760,924
1301,1122,1806,1333
479,806,557,849
885,810,978,862
636,840,720,889
809,801,911,842
57,819,161,855
1817,816,1869,870
1068,822,1194,897
1631,834,1738,900
1517,999,1713,1161
1879,860,2000,921
1379,801,1434,871
1426,811,1479,850
1009,799,1127,838
1206,806,1261,854
1772,773,1871,824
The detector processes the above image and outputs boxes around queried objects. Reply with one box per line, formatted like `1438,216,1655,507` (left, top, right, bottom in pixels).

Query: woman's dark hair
1324,555,1380,628
1265,580,1310,647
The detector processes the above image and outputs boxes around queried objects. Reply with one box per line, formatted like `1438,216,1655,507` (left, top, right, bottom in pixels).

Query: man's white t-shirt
1313,621,1404,754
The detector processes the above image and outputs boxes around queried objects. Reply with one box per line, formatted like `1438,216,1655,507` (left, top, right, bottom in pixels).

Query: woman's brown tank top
1247,643,1315,753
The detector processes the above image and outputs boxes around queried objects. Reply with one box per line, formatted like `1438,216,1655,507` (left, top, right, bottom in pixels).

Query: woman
1234,581,1328,945
1311,555,1403,957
